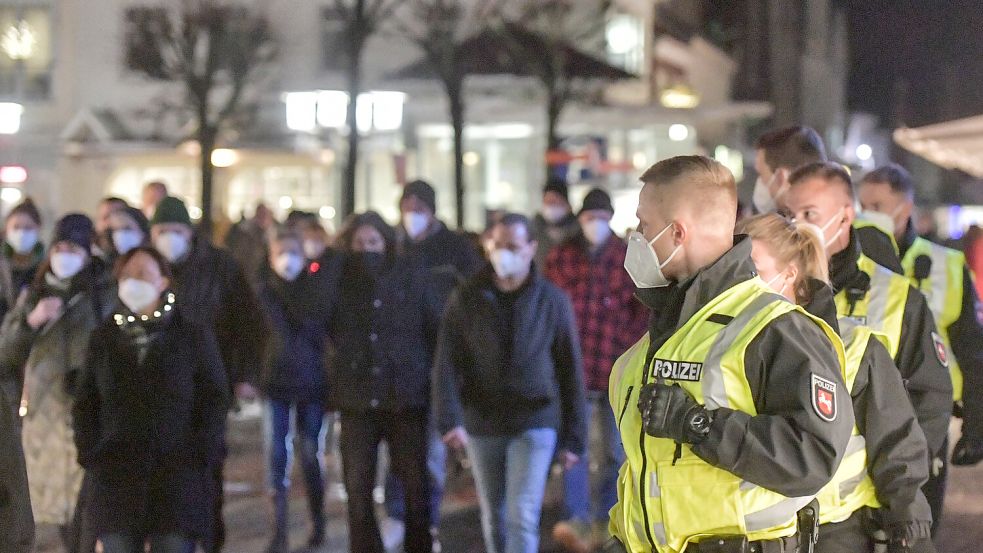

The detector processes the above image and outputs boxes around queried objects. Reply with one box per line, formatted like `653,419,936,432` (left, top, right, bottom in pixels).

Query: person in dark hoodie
741,213,935,553
0,367,33,553
435,213,587,553
0,199,45,323
73,246,228,553
148,196,266,553
0,214,115,552
328,211,439,553
257,229,330,553
532,177,580,269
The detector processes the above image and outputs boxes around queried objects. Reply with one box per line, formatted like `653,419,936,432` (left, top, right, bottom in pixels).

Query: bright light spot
463,151,480,167
188,206,203,220
356,93,373,134
660,84,700,109
1,20,36,61
370,91,406,131
632,152,648,169
668,124,689,142
606,15,641,55
0,166,27,184
0,103,24,134
856,143,873,161
316,91,348,129
319,149,336,165
0,187,23,203
319,206,336,219
284,92,318,132
211,148,238,168
279,196,293,210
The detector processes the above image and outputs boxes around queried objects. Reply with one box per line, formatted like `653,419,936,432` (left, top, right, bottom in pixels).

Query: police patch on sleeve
650,358,704,382
811,374,837,422
932,332,949,368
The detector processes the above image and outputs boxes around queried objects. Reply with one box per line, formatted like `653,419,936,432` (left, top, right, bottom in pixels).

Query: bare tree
397,0,499,228
126,0,276,238
327,0,401,219
495,0,613,176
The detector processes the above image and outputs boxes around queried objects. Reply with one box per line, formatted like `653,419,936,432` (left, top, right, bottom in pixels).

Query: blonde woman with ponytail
741,212,937,553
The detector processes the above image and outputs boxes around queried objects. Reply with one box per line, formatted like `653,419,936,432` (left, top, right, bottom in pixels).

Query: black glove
883,520,933,553
952,435,983,466
637,383,709,443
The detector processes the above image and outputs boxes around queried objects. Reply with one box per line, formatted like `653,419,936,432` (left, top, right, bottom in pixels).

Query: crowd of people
2,124,983,553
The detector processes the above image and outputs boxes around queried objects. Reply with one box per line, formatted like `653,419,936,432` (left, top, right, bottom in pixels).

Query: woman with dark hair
73,246,228,553
0,214,114,550
0,198,45,322
328,211,439,553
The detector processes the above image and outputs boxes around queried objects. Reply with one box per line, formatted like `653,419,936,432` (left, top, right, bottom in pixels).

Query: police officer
606,156,853,553
782,162,952,533
741,213,935,553
753,126,903,273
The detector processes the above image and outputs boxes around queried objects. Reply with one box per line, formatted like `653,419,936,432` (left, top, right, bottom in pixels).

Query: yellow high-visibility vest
902,237,966,401
833,254,908,359
608,278,845,553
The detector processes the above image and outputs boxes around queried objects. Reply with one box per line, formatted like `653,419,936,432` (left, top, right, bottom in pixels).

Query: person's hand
27,297,63,330
558,450,579,470
952,435,983,466
234,382,258,401
638,382,706,443
442,426,469,450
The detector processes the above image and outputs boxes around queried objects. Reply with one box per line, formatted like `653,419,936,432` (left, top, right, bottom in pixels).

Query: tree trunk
546,89,564,180
342,41,364,220
448,80,466,229
199,126,217,241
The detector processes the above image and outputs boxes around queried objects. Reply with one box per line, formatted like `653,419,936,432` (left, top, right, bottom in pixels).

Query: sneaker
552,519,594,553
380,517,406,551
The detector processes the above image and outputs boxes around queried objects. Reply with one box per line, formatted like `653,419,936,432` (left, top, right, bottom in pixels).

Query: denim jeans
466,427,558,553
263,399,326,526
562,394,625,522
100,533,193,553
383,428,446,525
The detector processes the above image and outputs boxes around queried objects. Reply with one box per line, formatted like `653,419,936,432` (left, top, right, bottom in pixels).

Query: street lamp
1,19,35,61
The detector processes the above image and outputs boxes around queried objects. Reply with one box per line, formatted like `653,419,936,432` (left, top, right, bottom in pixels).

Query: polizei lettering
650,358,704,382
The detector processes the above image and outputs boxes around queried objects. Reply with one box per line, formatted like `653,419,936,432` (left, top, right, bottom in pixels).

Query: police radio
913,254,932,289
846,273,871,317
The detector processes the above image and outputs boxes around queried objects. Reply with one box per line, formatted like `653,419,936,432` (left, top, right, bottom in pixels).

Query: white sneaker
380,517,406,551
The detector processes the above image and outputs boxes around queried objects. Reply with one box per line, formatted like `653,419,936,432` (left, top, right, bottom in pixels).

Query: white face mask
112,229,144,255
582,220,612,246
765,270,790,298
542,205,568,224
751,173,787,214
490,248,528,279
303,239,324,260
818,208,845,249
50,252,86,280
6,228,39,255
154,232,190,263
273,252,305,282
118,278,161,314
857,204,905,237
624,224,681,289
403,212,430,240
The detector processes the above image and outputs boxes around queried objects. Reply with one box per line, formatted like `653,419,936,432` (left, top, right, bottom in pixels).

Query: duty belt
600,535,800,553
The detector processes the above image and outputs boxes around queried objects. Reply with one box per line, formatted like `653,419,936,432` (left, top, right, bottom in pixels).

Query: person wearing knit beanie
149,197,194,263
399,179,438,241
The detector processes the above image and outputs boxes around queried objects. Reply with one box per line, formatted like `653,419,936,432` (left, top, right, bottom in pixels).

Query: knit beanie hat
53,213,95,251
150,196,192,227
116,206,150,237
400,180,437,214
578,188,614,216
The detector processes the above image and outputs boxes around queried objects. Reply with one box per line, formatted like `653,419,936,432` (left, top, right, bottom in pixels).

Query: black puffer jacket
73,308,229,539
326,253,439,413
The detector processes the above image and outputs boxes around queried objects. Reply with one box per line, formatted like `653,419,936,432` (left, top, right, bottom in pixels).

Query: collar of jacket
398,218,446,249
635,235,759,330
899,219,918,258
829,228,864,294
802,278,840,332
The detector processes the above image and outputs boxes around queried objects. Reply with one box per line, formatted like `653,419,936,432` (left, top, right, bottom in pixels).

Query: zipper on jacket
618,385,634,428
637,362,658,551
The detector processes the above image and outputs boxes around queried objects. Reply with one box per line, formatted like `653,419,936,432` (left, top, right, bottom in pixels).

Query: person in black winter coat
0,382,33,553
73,247,228,553
327,211,439,553
257,229,331,553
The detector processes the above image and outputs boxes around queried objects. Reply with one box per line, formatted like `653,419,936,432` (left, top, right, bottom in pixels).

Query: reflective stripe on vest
902,237,966,401
816,325,883,524
834,254,908,359
609,278,846,553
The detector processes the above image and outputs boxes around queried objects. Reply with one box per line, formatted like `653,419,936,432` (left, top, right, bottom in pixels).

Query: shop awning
894,114,983,177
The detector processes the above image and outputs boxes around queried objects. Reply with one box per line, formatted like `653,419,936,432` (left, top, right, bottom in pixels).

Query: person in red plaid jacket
545,188,650,553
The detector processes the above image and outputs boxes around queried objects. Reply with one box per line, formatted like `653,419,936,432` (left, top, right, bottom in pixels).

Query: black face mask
356,251,386,273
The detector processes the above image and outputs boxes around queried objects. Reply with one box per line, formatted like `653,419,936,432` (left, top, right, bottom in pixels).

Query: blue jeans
263,399,326,525
100,533,193,553
384,428,446,525
466,428,558,553
562,395,625,522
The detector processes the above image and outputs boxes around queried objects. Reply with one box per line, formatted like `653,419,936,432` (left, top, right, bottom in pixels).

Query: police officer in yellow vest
753,126,903,273
741,213,935,553
782,162,953,536
606,156,854,553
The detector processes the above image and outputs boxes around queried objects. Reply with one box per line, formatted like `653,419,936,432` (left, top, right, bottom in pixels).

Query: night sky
847,0,983,127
